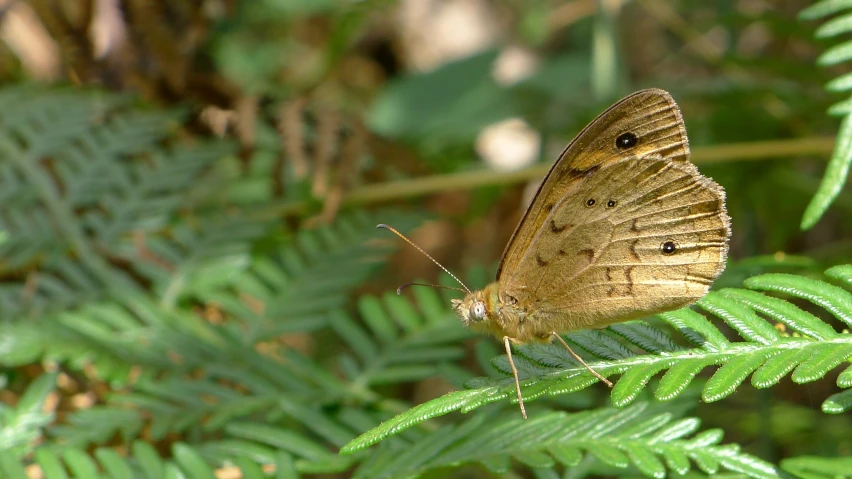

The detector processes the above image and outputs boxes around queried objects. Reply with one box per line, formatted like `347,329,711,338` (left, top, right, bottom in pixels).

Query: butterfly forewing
498,89,690,280
496,89,730,333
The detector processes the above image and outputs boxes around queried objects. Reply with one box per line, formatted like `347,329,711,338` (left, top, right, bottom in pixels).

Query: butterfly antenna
376,224,471,294
396,282,468,295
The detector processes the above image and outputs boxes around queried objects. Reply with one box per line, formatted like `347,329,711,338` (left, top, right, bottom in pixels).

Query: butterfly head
451,283,502,336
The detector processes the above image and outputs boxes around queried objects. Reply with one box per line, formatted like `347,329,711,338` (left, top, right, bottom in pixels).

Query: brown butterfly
380,89,731,418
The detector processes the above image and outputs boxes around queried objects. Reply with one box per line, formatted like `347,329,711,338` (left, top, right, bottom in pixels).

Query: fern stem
266,136,835,217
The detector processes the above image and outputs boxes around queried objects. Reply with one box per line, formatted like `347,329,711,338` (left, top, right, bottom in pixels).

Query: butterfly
380,89,731,418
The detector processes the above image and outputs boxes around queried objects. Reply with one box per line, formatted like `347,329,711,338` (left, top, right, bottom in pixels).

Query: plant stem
265,136,836,218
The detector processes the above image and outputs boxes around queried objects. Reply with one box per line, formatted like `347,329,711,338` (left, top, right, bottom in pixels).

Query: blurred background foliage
0,0,851,478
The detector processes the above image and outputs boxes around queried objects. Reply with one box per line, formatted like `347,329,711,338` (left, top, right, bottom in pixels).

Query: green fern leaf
543,375,600,397
799,112,852,229
226,422,339,464
514,450,555,468
132,441,165,478
649,417,701,442
609,321,681,353
618,412,675,440
720,451,783,479
198,210,424,340
837,363,852,387
792,343,852,382
625,445,666,478
826,264,852,287
340,389,483,453
343,265,852,451
62,448,102,478
656,357,725,401
173,442,218,478
480,455,511,473
697,294,779,345
720,288,838,339
818,42,852,66
274,453,299,479
0,450,29,478
827,96,852,115
782,455,852,478
548,445,583,466
815,11,852,36
689,449,721,474
331,286,469,388
703,350,776,402
821,387,852,413
658,308,730,350
34,449,67,478
347,402,780,479
588,445,630,468
611,361,676,407
799,1,852,228
744,273,852,327
233,457,267,479
800,0,852,20
825,72,852,92
0,86,234,316
751,349,810,388
331,309,380,364
0,372,56,456
8,439,282,479
658,447,691,475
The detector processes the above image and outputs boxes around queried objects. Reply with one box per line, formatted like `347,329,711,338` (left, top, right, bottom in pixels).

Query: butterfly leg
550,332,613,387
503,336,527,419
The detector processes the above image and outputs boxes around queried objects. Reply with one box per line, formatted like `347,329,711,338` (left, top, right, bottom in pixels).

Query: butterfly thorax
452,282,550,344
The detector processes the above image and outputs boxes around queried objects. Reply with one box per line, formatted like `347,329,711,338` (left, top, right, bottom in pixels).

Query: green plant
2,1,852,478
342,266,852,456
800,0,852,229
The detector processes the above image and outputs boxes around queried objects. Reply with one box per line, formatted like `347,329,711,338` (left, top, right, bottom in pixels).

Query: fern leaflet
799,1,852,228
342,264,852,452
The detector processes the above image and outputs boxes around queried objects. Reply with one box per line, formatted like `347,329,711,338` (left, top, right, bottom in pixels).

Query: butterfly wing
497,89,730,333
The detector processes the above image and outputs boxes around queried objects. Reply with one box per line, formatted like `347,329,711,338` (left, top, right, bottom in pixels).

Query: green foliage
800,0,852,229
351,402,780,479
343,264,852,453
369,50,515,143
0,441,301,479
2,3,852,478
782,455,852,478
0,85,235,317
0,86,421,477
0,373,56,457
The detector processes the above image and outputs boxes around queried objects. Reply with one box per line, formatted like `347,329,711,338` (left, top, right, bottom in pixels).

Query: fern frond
143,216,272,308
781,455,852,479
0,85,235,317
55,285,462,450
42,310,350,451
346,402,779,479
331,288,470,387
343,264,852,451
31,217,437,456
0,210,414,372
0,440,301,479
799,2,852,229
0,372,56,457
195,210,424,339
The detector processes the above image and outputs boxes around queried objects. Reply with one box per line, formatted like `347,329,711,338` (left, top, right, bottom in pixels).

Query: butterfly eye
661,241,678,255
615,132,638,149
470,302,486,320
